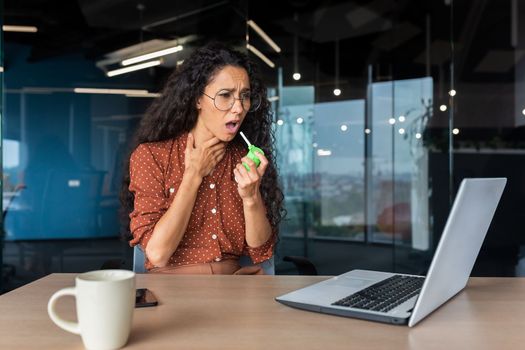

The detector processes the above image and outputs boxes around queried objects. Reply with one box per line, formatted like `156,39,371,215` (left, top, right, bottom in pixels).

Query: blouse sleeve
243,226,278,264
128,144,168,249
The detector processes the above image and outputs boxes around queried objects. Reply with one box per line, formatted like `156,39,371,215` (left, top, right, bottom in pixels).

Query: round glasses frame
202,91,261,112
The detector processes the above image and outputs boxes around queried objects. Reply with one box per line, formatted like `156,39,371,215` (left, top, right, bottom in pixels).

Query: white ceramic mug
47,270,136,350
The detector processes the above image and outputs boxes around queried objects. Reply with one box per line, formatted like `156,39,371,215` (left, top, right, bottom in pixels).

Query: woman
120,42,285,274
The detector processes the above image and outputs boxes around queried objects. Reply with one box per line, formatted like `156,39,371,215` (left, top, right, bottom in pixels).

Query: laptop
276,178,506,327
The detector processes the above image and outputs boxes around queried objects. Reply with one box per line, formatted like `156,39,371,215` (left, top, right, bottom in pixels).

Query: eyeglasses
202,90,261,112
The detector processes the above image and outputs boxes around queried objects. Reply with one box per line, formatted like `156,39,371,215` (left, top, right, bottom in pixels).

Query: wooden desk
0,274,524,349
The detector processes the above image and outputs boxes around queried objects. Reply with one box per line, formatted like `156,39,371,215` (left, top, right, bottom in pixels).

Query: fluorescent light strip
122,45,183,66
74,88,150,95
0,67,4,73
3,25,38,33
247,20,281,53
107,60,161,77
126,92,161,98
246,44,275,68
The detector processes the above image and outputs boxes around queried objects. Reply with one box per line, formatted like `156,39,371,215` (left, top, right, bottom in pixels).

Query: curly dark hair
120,42,285,241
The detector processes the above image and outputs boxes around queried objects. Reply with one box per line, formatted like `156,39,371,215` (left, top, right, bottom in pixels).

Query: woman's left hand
234,151,268,204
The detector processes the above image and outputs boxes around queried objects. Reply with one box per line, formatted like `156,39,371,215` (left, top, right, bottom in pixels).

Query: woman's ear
196,97,202,110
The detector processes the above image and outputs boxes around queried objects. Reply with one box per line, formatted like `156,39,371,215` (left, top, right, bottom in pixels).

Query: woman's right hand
184,133,226,178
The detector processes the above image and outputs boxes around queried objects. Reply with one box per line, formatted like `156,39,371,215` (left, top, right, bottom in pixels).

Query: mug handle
47,287,81,335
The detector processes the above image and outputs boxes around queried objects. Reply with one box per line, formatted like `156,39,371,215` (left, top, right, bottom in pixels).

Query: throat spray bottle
239,131,264,171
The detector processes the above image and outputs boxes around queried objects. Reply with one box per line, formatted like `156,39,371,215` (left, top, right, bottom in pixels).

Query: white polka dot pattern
128,133,277,271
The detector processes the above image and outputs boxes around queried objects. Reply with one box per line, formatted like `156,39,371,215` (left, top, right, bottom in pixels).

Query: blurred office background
1,0,525,292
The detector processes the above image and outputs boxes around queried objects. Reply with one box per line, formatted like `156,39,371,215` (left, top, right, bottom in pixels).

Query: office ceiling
2,0,518,89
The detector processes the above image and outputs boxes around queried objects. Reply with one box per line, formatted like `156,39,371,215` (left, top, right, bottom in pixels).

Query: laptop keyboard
332,275,425,313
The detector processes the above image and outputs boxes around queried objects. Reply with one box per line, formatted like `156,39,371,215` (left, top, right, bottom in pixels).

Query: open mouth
225,121,240,133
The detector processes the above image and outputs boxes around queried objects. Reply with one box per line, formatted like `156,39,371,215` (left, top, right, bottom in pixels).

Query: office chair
283,255,318,275
132,245,275,274
133,246,146,273
39,170,104,239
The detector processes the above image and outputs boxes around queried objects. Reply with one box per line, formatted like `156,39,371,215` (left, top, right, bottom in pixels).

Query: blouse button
169,188,175,194
211,208,217,214
210,183,215,189
215,257,221,262
211,234,218,240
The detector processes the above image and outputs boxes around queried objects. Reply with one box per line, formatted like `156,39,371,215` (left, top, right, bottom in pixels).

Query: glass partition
3,85,151,241
272,0,453,275
369,77,433,248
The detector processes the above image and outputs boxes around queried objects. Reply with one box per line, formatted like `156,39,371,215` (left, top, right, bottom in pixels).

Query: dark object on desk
136,288,158,308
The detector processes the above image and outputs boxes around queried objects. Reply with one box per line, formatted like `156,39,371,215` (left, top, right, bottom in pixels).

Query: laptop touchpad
330,276,372,289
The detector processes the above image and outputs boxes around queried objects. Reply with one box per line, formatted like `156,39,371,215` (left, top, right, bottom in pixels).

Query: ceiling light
268,96,279,102
126,93,161,98
317,149,332,156
333,88,341,96
95,37,196,70
3,25,38,33
415,133,422,139
107,60,162,77
340,124,348,131
365,128,371,134
449,89,456,96
293,73,301,80
276,119,284,126
398,128,405,135
389,118,396,125
246,44,275,68
398,115,405,122
74,88,150,95
247,20,281,53
121,45,183,66
522,108,525,116
452,128,460,135
440,104,447,111
296,117,304,124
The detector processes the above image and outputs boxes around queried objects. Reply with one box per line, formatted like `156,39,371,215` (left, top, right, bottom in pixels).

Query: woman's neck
190,121,216,147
